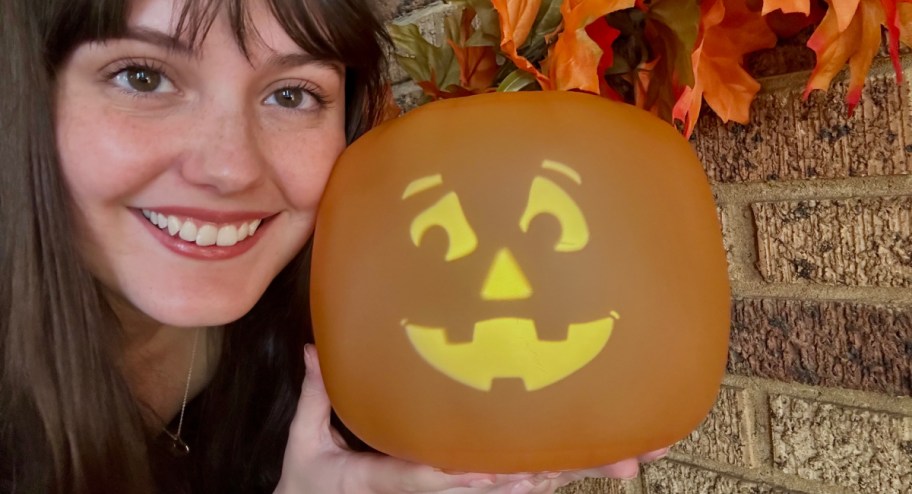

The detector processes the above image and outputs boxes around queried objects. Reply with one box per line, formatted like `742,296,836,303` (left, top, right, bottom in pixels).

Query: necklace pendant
169,437,190,457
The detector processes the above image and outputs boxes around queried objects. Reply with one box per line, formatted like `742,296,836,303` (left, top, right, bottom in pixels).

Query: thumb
290,344,333,445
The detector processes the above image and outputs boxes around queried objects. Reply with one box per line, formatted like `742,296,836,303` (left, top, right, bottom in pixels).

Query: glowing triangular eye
410,192,478,261
519,176,589,252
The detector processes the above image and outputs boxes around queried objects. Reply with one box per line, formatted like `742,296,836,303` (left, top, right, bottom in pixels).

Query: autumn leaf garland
390,0,911,136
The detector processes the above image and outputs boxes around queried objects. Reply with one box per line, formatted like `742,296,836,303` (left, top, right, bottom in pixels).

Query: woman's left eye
264,86,323,111
110,65,176,94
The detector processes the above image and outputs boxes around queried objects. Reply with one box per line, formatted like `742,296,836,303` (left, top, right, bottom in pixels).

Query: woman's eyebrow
263,52,344,76
116,27,195,56
113,27,343,76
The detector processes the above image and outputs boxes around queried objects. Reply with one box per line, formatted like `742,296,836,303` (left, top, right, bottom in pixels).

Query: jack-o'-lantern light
310,91,730,473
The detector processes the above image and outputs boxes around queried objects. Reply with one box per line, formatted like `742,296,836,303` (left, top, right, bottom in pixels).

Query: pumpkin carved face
311,92,730,473
401,160,620,392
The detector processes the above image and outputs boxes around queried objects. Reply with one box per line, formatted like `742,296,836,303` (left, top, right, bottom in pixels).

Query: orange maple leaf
448,8,499,92
491,0,550,87
832,0,863,30
804,0,885,112
901,0,912,47
673,0,777,137
494,0,633,92
541,0,635,92
762,0,811,15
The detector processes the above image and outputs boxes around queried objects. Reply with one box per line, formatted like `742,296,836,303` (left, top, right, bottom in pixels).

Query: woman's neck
108,293,223,427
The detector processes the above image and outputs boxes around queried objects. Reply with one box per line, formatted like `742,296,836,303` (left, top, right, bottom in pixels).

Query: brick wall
381,2,912,492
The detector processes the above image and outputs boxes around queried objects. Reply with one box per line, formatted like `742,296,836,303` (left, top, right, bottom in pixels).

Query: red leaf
584,16,622,75
881,0,904,82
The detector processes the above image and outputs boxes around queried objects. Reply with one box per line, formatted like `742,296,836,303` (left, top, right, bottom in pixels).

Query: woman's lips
135,208,275,261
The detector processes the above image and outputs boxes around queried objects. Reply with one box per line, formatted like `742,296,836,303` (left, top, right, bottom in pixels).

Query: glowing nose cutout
481,248,532,301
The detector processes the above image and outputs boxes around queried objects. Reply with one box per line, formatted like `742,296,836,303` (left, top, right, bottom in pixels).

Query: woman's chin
132,295,261,329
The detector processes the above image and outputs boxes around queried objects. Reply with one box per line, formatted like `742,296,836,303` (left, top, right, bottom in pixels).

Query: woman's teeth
142,209,262,247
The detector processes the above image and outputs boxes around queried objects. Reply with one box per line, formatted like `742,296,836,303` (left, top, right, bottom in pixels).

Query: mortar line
724,375,912,416
711,175,912,205
729,280,912,307
740,385,773,470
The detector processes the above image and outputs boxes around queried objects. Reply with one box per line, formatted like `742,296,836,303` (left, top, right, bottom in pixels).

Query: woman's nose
179,106,267,195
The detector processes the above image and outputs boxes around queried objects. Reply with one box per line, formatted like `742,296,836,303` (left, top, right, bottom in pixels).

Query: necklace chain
163,328,200,457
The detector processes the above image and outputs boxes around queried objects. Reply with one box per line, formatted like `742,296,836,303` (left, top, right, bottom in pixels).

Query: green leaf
521,0,563,62
388,21,461,96
647,0,699,87
497,69,539,91
388,23,435,83
604,8,648,76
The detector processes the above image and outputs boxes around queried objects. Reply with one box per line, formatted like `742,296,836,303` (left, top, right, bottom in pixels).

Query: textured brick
695,70,912,182
770,395,912,493
557,477,626,494
744,27,815,78
644,461,793,493
675,386,750,467
378,0,440,20
745,28,909,78
752,196,912,287
393,81,425,112
728,299,912,396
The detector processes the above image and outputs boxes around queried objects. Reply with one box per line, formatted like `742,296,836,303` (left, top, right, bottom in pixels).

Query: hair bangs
263,0,385,70
45,0,388,140
47,0,384,69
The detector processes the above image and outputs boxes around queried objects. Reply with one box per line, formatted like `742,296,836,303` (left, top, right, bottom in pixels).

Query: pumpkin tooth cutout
403,312,620,392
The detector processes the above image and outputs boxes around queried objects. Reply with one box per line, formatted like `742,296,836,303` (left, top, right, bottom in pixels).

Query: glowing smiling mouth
403,312,619,392
142,209,263,247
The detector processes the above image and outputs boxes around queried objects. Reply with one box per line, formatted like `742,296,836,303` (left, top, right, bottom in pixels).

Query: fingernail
544,471,562,479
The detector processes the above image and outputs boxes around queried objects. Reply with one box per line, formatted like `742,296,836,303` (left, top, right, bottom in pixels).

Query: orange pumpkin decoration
310,91,730,473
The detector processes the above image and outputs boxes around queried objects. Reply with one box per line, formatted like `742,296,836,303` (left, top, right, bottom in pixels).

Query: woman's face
56,0,346,327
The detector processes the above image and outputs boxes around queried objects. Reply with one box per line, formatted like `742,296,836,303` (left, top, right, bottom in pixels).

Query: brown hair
0,0,389,492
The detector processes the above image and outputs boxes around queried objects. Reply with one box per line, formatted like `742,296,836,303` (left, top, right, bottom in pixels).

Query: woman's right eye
110,66,176,94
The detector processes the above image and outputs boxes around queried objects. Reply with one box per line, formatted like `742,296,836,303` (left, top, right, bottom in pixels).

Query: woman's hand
275,345,669,494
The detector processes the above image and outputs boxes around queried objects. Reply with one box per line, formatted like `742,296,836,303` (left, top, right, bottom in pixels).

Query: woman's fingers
355,454,497,493
289,345,334,449
538,445,673,488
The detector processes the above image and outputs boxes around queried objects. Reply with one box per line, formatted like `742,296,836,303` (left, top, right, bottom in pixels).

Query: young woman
0,0,667,492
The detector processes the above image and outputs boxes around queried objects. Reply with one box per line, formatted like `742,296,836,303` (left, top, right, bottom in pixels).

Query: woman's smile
136,207,276,260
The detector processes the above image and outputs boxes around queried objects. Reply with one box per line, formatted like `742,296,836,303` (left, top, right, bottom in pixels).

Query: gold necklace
161,328,200,457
